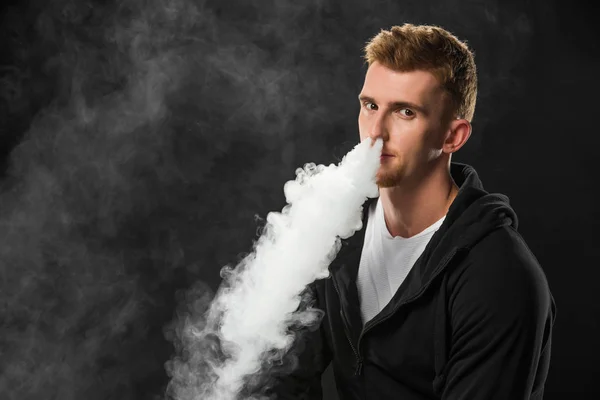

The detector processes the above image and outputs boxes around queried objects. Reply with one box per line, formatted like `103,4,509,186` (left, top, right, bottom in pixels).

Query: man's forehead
362,64,444,103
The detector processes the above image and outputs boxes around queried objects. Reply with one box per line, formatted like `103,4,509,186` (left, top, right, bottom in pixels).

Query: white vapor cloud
167,137,382,400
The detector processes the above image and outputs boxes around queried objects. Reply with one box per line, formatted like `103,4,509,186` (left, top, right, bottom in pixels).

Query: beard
375,160,404,188
377,155,442,189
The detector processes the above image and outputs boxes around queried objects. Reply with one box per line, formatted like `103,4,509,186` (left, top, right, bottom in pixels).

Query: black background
0,0,597,399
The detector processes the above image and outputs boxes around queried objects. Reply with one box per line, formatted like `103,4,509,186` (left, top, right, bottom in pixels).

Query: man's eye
398,108,414,117
364,102,377,111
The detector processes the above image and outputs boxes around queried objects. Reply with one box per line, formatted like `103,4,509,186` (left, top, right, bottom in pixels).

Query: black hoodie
266,162,557,400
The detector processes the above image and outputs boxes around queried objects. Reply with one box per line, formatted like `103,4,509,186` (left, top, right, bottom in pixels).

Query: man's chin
376,175,401,188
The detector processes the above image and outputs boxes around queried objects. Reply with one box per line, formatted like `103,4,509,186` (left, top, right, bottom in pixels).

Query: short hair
363,24,478,122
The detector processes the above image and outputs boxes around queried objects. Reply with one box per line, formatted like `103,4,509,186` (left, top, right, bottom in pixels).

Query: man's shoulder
449,225,552,312
469,225,543,276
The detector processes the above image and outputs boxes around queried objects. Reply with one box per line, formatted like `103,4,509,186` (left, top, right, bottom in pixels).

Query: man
267,24,556,399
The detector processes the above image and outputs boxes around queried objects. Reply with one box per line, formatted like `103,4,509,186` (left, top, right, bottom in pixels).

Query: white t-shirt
357,197,446,324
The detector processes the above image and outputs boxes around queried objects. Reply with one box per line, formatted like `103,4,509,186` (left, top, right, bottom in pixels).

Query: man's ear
442,118,471,154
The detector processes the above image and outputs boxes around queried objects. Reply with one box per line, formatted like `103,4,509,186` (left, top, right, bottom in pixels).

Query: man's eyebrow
358,95,428,115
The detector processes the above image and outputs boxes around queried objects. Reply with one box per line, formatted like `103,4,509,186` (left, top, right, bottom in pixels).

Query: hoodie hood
417,162,519,281
328,162,519,338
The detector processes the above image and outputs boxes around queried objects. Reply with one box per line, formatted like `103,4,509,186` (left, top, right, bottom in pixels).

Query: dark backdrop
0,0,597,399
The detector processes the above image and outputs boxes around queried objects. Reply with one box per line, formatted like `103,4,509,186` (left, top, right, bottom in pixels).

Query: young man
268,24,556,399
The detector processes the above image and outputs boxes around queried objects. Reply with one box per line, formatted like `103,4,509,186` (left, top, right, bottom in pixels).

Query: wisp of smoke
167,137,382,400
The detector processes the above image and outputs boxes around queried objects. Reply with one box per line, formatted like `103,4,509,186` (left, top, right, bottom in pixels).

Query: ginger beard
375,154,405,188
375,142,443,189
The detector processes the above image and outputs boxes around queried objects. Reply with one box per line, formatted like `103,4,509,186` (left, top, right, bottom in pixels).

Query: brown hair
364,24,477,122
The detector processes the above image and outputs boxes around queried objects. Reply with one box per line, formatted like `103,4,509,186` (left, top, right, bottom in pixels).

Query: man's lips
380,154,394,162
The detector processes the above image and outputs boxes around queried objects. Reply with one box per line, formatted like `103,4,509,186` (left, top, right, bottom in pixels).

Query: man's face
358,62,451,188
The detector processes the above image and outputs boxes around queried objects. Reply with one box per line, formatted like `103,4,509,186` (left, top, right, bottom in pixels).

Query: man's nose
370,115,388,140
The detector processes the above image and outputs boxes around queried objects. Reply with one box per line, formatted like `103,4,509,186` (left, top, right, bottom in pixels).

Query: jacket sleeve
263,281,333,400
442,233,556,400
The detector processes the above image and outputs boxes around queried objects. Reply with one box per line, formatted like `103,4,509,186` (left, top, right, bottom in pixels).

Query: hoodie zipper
331,276,363,376
355,248,460,366
330,247,460,378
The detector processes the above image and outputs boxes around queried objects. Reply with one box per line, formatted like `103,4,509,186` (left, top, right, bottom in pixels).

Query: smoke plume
166,137,382,400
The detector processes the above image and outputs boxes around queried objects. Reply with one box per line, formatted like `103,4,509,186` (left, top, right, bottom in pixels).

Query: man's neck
378,164,458,239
